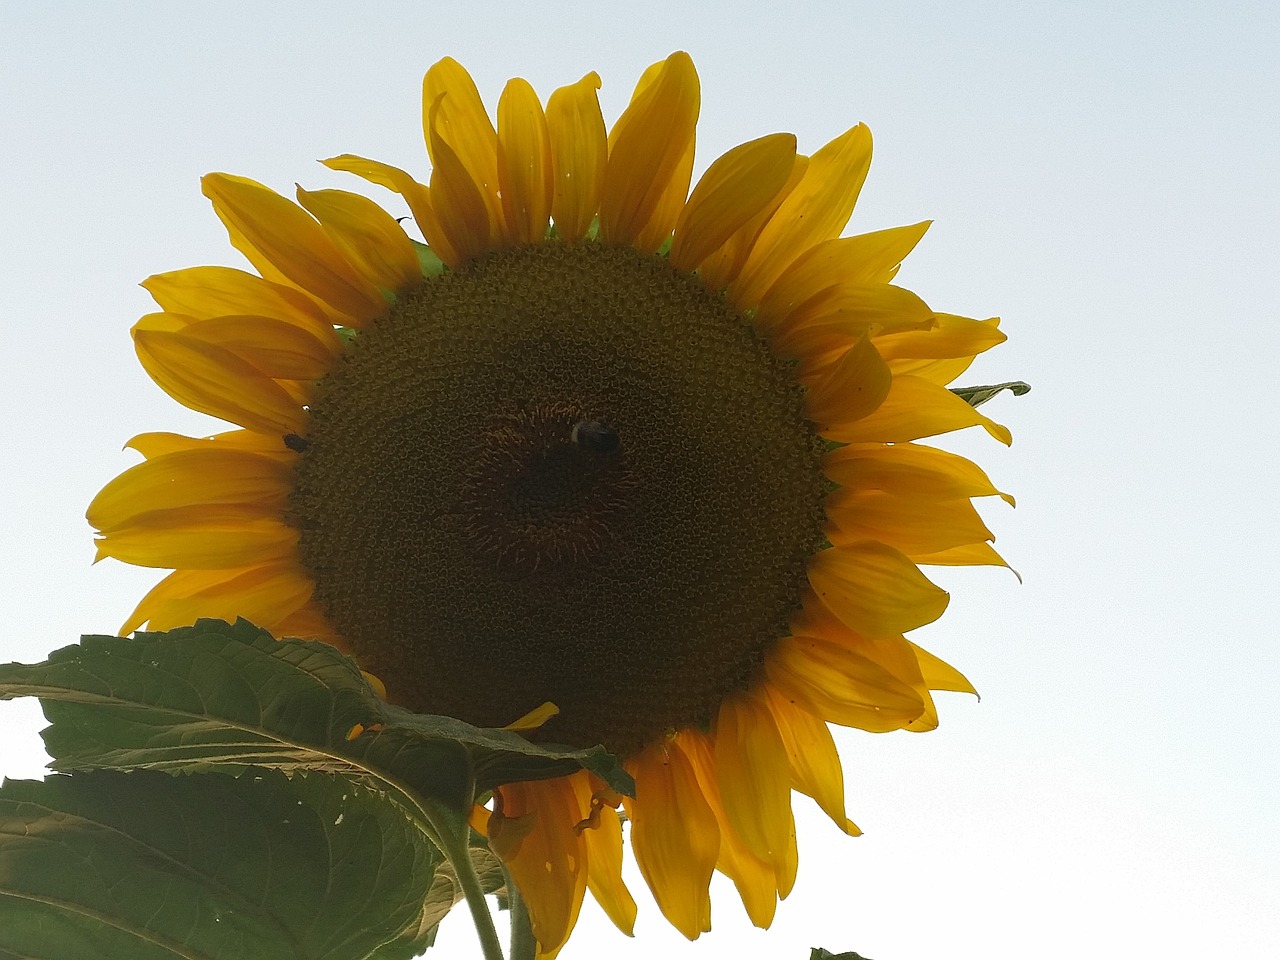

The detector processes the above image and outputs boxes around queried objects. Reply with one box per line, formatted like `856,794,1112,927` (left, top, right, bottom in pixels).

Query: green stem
504,863,537,960
421,802,505,960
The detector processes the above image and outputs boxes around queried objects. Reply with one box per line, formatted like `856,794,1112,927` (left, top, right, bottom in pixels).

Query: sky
2,1,1278,958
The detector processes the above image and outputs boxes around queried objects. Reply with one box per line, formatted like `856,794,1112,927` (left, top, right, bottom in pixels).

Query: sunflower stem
503,863,538,960
421,801,506,960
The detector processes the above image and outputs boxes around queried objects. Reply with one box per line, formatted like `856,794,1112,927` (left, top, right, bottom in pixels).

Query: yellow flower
88,52,1012,954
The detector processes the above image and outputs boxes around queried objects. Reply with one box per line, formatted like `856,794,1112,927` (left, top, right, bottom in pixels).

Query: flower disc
291,243,827,755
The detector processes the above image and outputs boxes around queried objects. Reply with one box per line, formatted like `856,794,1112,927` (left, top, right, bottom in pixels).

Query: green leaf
0,618,634,816
0,769,440,960
950,380,1031,408
407,843,508,952
810,950,874,960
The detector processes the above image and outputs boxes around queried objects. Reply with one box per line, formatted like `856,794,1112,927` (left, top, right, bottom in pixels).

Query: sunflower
88,52,1012,954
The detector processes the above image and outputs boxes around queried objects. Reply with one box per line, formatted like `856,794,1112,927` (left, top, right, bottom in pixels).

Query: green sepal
0,769,441,960
810,950,874,960
950,380,1031,408
0,618,633,814
411,239,447,278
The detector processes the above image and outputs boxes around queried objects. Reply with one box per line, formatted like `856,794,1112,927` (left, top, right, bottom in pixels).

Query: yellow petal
422,57,503,238
910,642,979,697
179,315,338,380
123,561,314,635
142,266,335,340
600,52,700,250
502,702,560,732
124,429,294,461
801,334,892,433
133,328,306,435
677,729,779,927
426,92,492,261
545,72,606,242
910,540,1016,574
94,511,299,569
494,778,587,955
88,448,293,534
769,283,935,362
835,374,1013,445
201,173,386,322
497,78,553,245
731,123,874,307
807,541,950,637
824,442,1014,507
294,186,422,293
875,313,1006,363
879,315,1005,385
766,634,924,732
761,685,860,836
670,133,798,274
624,739,718,939
568,777,637,936
825,491,995,555
753,222,931,327
701,154,807,293
321,154,454,265
274,601,343,647
713,691,795,879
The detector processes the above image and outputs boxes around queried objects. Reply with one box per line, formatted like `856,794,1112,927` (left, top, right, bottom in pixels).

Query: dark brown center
289,242,827,757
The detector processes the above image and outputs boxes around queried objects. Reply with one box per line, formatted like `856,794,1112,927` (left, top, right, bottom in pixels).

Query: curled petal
546,72,606,241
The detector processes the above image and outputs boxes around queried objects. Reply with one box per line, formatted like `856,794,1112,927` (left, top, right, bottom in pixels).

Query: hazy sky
2,2,1278,958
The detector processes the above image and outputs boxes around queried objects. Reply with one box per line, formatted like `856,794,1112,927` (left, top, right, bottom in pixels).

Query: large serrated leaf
401,843,508,952
0,769,439,960
0,619,633,813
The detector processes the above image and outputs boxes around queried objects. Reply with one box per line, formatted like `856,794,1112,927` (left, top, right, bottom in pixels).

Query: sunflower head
89,51,1013,952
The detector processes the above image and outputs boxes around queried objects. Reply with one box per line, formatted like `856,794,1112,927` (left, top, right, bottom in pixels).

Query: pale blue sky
2,2,1278,958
